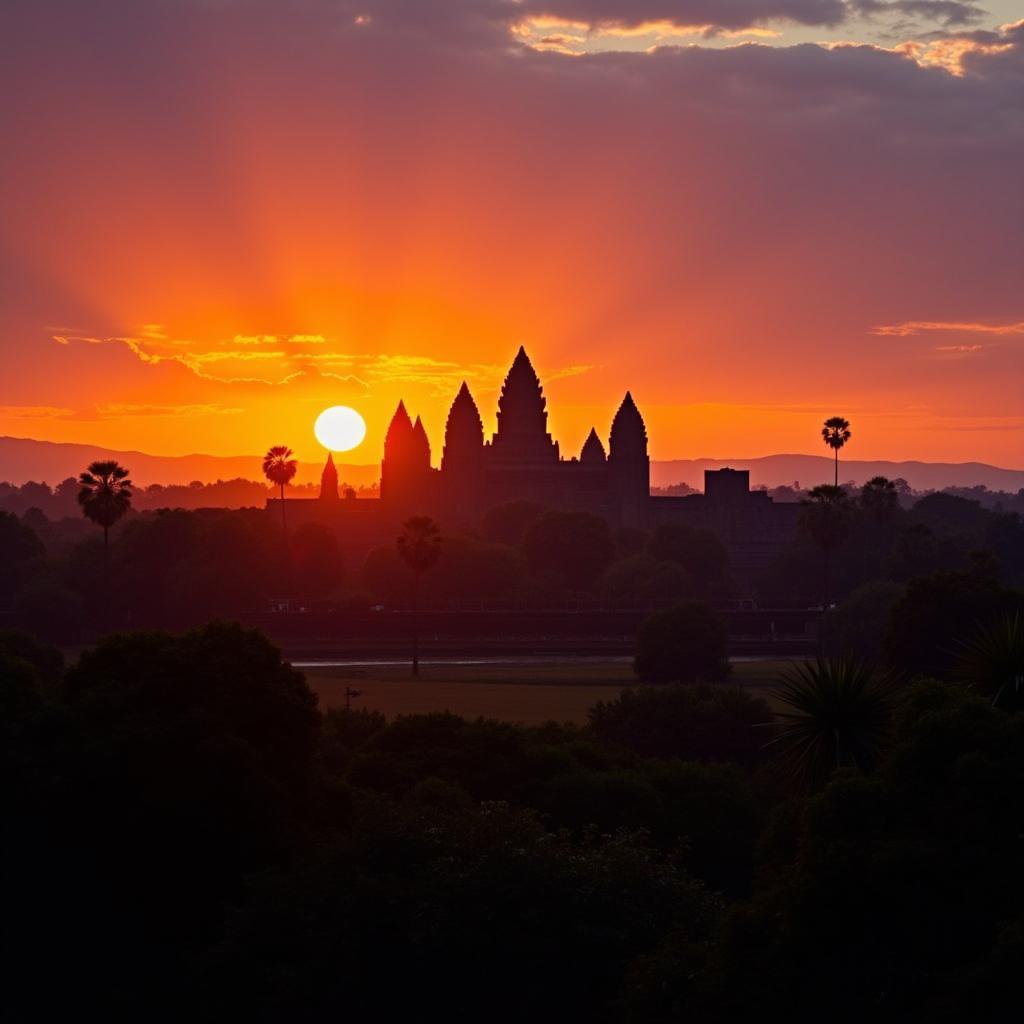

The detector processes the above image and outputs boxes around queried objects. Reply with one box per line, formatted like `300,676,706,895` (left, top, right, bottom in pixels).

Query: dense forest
2,477,1023,641
4,616,1024,1021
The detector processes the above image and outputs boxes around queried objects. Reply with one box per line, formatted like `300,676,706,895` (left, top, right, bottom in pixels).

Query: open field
301,658,799,724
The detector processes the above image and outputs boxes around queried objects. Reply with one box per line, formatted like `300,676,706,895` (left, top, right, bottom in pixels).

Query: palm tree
955,612,1024,711
766,658,894,790
77,460,133,574
799,484,851,608
263,445,298,538
397,516,442,677
821,416,852,486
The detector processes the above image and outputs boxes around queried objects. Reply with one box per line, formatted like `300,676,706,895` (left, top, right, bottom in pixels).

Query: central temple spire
491,346,558,464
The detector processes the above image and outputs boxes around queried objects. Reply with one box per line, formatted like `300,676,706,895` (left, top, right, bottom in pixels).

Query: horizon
2,3,1023,466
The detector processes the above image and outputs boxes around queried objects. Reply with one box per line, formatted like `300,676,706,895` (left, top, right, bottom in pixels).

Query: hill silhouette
651,454,1024,493
2,436,1022,492
0,436,378,488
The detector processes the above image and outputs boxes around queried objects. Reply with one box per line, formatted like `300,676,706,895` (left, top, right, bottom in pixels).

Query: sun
314,405,367,452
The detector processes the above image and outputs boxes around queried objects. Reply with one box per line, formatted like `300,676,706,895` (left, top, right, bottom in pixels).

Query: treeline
0,476,379,517
763,484,1024,608
3,620,1024,1020
2,480,1024,641
0,499,739,639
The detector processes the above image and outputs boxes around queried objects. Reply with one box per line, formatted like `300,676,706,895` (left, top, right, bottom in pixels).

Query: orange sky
1,2,1022,469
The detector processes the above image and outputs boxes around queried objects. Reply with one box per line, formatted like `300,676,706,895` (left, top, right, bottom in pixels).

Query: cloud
849,1,987,29
93,402,244,418
3,1,1024,464
0,405,76,419
872,320,1024,336
511,0,848,32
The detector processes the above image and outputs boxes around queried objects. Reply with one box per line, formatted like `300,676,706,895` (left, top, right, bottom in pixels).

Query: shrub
633,601,730,683
588,684,768,765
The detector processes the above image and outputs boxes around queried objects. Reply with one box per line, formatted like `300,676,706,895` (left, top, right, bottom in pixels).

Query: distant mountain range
2,436,1023,493
0,437,378,488
650,455,1024,493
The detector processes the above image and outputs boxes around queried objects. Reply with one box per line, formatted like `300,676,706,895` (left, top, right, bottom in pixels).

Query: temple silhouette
377,346,650,528
274,347,797,570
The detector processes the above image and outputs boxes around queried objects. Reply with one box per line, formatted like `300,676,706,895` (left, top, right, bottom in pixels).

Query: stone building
271,346,798,569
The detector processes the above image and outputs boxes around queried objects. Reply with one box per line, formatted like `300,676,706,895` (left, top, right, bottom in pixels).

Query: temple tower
319,451,339,501
442,382,485,472
580,427,606,466
381,401,432,504
608,391,649,527
490,346,559,465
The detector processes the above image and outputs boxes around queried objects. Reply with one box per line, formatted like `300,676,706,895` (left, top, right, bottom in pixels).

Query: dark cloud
849,0,988,28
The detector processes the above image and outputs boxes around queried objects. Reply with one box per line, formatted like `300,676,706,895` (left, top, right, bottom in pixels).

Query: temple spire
319,451,339,500
610,391,648,457
580,427,606,465
492,346,558,463
443,381,485,472
412,415,431,468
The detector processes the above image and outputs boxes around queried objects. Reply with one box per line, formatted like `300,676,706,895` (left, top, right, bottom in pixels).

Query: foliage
634,602,730,683
588,684,770,766
396,515,442,575
816,580,904,661
0,628,64,686
647,522,731,598
955,611,1024,711
0,509,45,602
430,533,525,604
481,499,547,546
821,415,852,485
521,509,615,590
197,800,719,1023
13,578,84,644
77,459,133,531
291,522,344,603
860,475,899,522
598,553,692,608
883,568,1021,679
767,657,894,790
261,446,297,488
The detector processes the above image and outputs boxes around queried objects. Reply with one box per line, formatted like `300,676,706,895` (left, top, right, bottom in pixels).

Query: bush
589,684,768,765
522,510,615,591
648,523,731,598
634,602,730,683
817,580,904,662
599,554,692,609
883,570,1022,678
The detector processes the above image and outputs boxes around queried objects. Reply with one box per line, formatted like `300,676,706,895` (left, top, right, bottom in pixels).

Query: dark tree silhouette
397,516,442,676
821,415,852,486
955,612,1024,711
799,484,851,607
633,602,730,683
262,446,298,538
77,460,132,575
767,657,893,790
860,475,899,522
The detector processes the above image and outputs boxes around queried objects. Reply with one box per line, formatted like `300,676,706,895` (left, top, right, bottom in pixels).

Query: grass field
301,658,800,724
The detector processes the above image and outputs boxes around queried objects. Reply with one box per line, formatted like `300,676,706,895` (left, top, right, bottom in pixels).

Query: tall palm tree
821,416,852,486
77,460,133,574
397,516,442,677
766,657,894,791
800,484,851,608
263,445,298,538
